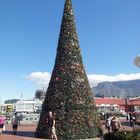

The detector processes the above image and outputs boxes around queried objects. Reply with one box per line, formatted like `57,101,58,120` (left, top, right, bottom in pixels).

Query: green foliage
104,130,140,140
35,0,100,139
5,99,19,104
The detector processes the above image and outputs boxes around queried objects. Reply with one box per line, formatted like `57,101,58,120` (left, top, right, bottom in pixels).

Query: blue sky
0,0,140,101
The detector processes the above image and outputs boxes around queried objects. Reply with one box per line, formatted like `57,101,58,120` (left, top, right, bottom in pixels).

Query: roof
94,98,140,106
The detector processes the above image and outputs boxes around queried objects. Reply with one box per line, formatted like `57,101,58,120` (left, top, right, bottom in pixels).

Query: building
0,104,13,114
14,98,42,113
95,97,140,114
20,113,40,125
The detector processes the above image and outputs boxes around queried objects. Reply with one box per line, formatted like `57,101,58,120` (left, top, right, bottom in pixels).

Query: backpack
114,121,119,129
112,118,120,130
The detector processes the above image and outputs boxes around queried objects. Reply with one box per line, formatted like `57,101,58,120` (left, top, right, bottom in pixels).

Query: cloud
88,73,140,87
26,72,51,86
26,72,140,88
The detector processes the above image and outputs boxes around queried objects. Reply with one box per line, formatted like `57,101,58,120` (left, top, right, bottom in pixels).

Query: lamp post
134,55,140,67
132,56,140,132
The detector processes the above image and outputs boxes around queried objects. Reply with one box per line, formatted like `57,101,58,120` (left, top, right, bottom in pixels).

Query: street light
133,55,140,132
134,55,140,67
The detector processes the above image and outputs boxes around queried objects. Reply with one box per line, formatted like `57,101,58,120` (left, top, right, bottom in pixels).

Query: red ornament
60,67,65,71
56,77,59,80
56,77,61,81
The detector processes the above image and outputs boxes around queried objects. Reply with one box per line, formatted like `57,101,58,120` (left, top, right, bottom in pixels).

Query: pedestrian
0,115,5,135
46,111,57,140
111,115,121,132
129,112,133,126
101,112,105,120
12,113,19,135
105,115,111,133
126,113,129,120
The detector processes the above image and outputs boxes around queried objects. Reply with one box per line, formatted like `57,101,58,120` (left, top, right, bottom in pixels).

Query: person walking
12,113,19,135
105,115,111,133
111,115,121,132
0,115,5,135
46,111,57,140
129,112,133,126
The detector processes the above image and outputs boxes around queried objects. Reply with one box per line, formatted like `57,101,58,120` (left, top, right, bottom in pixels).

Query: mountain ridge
92,79,140,97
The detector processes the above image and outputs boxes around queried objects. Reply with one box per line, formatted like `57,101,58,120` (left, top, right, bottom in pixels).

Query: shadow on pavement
121,120,131,127
4,130,35,138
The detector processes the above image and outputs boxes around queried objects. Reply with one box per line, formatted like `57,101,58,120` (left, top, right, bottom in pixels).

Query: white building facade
14,99,42,113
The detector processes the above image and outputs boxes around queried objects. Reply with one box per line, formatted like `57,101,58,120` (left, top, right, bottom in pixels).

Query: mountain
92,79,140,98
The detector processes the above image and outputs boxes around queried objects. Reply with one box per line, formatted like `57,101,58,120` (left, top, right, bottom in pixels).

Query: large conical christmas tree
35,0,100,139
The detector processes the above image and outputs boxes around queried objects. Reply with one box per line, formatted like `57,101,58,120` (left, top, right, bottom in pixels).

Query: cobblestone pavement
0,118,139,140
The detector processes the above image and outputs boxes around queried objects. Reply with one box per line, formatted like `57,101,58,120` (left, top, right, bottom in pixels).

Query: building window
30,117,33,121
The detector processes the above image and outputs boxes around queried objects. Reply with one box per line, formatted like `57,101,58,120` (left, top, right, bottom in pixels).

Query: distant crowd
100,112,138,134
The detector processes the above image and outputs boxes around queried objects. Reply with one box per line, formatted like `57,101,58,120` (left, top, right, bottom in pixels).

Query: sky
0,0,140,101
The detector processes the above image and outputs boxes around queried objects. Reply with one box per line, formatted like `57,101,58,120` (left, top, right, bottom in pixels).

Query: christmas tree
35,0,100,139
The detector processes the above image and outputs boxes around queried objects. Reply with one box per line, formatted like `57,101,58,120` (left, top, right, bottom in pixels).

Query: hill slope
92,79,140,97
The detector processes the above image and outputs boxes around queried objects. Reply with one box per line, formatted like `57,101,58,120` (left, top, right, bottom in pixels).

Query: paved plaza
0,118,139,140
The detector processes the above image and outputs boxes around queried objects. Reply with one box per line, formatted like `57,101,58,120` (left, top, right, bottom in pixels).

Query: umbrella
100,104,105,106
105,104,111,106
113,104,119,107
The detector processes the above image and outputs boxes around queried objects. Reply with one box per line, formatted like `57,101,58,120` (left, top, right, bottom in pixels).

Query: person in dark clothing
46,111,57,140
129,113,133,126
12,113,19,135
